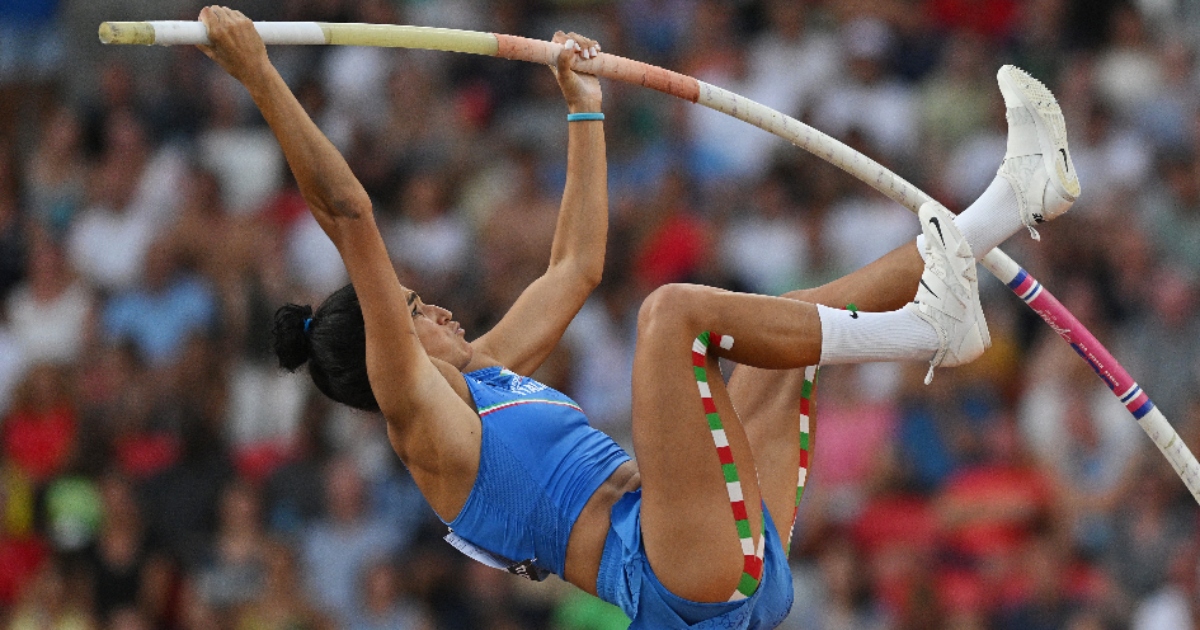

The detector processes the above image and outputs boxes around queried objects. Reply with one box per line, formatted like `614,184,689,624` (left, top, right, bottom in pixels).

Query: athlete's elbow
307,191,372,222
561,257,604,291
578,263,603,292
326,195,373,221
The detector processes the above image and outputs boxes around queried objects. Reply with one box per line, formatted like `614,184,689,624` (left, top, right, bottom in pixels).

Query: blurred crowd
2,0,1200,628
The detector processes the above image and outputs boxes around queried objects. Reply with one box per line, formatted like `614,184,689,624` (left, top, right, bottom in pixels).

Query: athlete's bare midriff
563,459,641,595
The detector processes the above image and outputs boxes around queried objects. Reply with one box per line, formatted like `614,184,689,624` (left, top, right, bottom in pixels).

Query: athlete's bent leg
727,244,925,546
633,282,840,604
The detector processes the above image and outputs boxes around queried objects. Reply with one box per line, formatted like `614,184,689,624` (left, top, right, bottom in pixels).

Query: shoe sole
997,65,1082,200
965,271,991,354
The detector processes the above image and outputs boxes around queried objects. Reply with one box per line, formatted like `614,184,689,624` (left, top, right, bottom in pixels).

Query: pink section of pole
1005,269,1148,415
1002,265,1200,501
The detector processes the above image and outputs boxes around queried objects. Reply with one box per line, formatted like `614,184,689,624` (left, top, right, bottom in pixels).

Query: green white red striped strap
692,331,765,601
787,366,818,550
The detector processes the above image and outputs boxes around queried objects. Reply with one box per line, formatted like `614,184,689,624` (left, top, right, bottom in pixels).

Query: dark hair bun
272,303,314,371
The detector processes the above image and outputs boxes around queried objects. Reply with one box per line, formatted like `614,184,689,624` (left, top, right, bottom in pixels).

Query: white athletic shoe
906,201,991,384
996,65,1081,240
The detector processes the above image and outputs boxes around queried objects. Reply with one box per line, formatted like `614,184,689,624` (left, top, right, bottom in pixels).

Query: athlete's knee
637,283,711,336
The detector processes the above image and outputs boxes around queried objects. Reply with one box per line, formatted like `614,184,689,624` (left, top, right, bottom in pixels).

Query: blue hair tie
303,317,313,334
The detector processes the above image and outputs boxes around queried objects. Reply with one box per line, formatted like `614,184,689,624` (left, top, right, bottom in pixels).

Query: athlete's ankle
914,175,1022,262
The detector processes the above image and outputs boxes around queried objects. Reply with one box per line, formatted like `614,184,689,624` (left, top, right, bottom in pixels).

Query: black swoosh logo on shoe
929,216,945,246
1059,148,1069,171
920,278,939,298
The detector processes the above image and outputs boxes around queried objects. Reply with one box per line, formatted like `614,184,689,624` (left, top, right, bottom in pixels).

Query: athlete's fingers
564,32,598,59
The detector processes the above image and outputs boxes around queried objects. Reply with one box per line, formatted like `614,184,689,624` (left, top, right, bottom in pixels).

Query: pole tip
99,22,156,45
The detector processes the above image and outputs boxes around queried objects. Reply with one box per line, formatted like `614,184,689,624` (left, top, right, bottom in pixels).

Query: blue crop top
441,366,631,580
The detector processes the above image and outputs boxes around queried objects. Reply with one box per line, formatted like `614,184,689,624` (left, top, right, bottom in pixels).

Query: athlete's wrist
567,101,602,115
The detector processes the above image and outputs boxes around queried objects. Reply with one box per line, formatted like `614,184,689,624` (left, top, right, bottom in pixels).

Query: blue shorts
596,489,794,629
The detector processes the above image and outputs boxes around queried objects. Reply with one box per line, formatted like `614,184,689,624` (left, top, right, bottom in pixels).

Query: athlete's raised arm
471,32,608,375
196,7,475,443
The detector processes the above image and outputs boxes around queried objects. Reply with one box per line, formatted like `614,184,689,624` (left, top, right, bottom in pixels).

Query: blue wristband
567,112,605,122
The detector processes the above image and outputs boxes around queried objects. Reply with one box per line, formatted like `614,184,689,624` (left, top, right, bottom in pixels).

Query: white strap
444,530,512,571
146,20,327,46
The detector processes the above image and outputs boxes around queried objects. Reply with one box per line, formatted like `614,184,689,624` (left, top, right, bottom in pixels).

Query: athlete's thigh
803,243,924,313
632,309,763,604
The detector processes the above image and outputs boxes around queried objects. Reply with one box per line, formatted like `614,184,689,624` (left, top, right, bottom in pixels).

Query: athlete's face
408,291,472,370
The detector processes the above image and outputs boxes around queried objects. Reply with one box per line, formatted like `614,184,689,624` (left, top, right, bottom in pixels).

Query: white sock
817,304,939,365
915,176,1021,261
